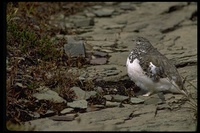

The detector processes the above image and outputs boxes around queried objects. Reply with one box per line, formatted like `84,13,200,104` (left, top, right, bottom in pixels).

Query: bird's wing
139,48,183,88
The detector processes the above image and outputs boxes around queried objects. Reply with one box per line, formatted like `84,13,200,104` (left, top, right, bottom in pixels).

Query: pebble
94,8,115,17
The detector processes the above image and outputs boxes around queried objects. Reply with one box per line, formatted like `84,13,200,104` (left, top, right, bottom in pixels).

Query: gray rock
103,95,113,101
86,65,127,82
33,87,66,103
64,37,86,57
105,101,120,107
119,3,136,10
68,100,88,109
130,97,145,104
93,51,108,57
110,94,129,102
108,52,130,66
116,20,128,25
60,108,74,114
70,86,86,100
74,18,94,28
87,40,116,47
85,91,97,99
94,8,115,17
92,5,102,10
85,12,96,17
65,23,74,28
90,58,107,65
103,24,125,30
102,70,119,76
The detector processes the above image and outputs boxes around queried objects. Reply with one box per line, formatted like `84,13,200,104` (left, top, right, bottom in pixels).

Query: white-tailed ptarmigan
126,37,187,97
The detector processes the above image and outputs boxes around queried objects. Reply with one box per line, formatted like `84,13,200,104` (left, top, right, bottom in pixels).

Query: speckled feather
127,37,185,95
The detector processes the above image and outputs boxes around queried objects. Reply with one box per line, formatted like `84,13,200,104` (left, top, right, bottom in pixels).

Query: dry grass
6,2,99,130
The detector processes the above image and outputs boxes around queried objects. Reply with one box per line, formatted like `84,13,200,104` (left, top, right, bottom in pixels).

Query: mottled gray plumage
126,37,186,96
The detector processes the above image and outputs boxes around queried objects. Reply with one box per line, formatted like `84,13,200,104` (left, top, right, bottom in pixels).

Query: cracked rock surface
24,2,197,131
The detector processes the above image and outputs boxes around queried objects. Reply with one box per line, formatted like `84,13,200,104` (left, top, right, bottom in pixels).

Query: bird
126,37,188,97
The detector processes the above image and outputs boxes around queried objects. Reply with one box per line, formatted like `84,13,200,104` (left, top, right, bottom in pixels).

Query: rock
103,24,125,30
93,51,108,57
64,37,86,57
104,2,117,5
116,20,128,25
108,52,130,66
119,3,136,10
90,58,107,65
87,40,116,47
74,18,94,28
65,23,74,28
85,12,96,17
103,95,112,101
130,97,145,104
110,94,129,102
102,69,119,76
94,86,104,94
85,91,97,99
105,101,120,107
94,8,115,17
49,114,76,121
33,86,66,103
60,108,74,114
92,5,102,10
68,100,88,109
86,65,127,82
70,86,86,100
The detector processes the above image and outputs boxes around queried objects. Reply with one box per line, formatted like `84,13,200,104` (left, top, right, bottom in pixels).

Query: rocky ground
7,2,197,131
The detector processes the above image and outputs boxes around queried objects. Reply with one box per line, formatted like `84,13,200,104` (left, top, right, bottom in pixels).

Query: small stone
110,95,129,102
105,101,119,107
85,12,96,17
103,24,125,30
60,108,74,114
74,18,94,28
70,86,85,100
68,100,88,109
92,5,102,9
130,97,145,104
94,8,115,17
90,58,107,65
103,95,112,101
103,70,119,76
65,23,74,28
85,91,97,99
93,51,108,57
116,20,128,25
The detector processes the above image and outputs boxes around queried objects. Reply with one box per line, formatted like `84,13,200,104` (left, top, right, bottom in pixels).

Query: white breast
126,57,180,93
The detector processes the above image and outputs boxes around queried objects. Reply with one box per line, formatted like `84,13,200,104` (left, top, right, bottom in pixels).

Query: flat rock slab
64,37,86,57
94,8,115,17
32,86,66,103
